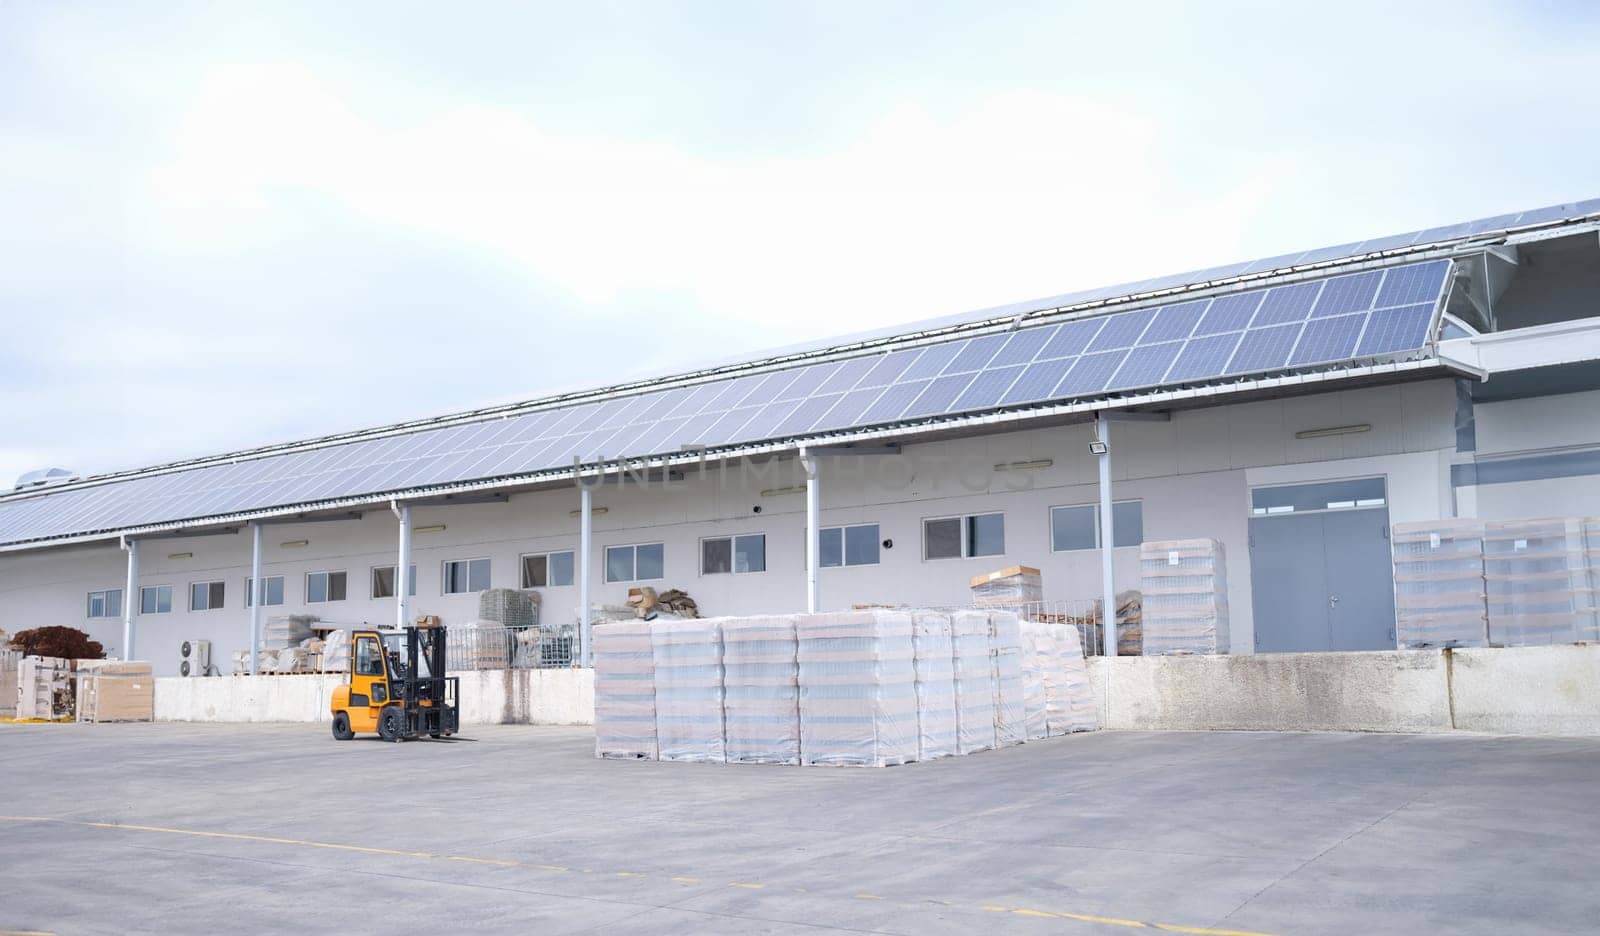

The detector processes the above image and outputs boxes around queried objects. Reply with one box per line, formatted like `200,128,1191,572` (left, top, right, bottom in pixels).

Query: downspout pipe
121,536,138,661
391,500,411,630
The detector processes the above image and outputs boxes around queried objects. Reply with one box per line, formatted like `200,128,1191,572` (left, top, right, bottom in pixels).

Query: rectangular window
923,513,1006,560
520,551,575,588
245,575,286,608
87,589,123,619
819,524,880,568
370,565,417,599
1250,478,1386,515
605,543,664,583
1050,500,1144,551
702,534,766,575
189,581,225,611
139,585,173,615
443,558,491,594
306,570,347,603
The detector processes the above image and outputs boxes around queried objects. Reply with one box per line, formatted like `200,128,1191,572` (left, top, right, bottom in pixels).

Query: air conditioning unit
179,639,211,677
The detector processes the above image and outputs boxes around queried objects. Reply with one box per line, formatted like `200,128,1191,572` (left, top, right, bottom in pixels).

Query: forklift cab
331,625,459,742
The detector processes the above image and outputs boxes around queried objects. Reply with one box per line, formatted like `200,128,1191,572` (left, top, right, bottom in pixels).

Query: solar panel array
0,259,1452,546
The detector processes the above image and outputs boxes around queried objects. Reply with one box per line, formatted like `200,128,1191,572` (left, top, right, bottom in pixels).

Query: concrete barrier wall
155,669,595,725
1449,646,1600,735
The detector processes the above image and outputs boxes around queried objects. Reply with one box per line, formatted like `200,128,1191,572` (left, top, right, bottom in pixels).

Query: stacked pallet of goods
75,661,154,723
721,615,801,765
651,618,727,763
1139,539,1230,655
1483,518,1593,645
1391,520,1490,648
593,619,658,759
796,610,918,767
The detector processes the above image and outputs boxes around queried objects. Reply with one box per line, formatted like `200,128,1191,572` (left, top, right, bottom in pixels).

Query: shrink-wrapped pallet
651,618,726,763
322,629,350,673
722,615,800,765
1050,623,1099,733
593,620,657,759
261,614,317,651
1140,540,1229,655
1392,520,1489,648
911,610,958,760
970,565,1043,608
1484,518,1593,645
796,610,917,767
75,661,154,723
1018,621,1052,740
1584,518,1600,642
989,611,1027,746
951,610,996,754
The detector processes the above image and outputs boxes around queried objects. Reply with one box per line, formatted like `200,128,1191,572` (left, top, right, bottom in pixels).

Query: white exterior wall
0,379,1463,673
1468,387,1600,518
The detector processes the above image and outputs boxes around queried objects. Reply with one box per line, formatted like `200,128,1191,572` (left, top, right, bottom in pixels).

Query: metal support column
121,537,139,661
1096,413,1117,656
801,447,820,613
579,484,593,666
249,523,263,673
393,503,412,630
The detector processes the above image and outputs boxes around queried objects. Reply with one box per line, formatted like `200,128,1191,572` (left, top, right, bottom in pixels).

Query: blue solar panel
1038,318,1104,359
859,379,929,424
1001,357,1076,405
1056,351,1128,396
1375,260,1449,307
903,373,976,419
988,325,1057,367
942,333,1008,373
1225,323,1302,374
771,393,843,437
775,363,842,401
698,407,763,446
951,364,1025,411
1191,292,1263,335
1165,332,1243,382
896,341,967,381
812,385,885,432
1311,270,1383,318
1289,313,1365,366
857,348,922,387
1139,300,1209,344
1086,308,1158,351
739,370,802,408
1252,281,1321,326
1357,303,1435,355
738,400,803,440
813,356,878,394
1108,342,1182,390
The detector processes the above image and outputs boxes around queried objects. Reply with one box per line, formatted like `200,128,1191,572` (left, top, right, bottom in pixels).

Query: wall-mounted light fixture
167,552,193,560
567,508,608,518
1088,440,1109,456
760,485,807,497
413,524,447,534
280,539,309,549
993,459,1054,472
1294,424,1372,440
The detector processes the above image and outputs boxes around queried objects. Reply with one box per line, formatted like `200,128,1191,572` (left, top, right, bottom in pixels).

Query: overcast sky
2,1,1597,484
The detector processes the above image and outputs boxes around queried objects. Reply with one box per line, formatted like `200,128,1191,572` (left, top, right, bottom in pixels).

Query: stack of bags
1139,539,1229,655
722,615,801,765
593,619,658,759
796,610,918,767
1391,520,1490,648
651,618,727,763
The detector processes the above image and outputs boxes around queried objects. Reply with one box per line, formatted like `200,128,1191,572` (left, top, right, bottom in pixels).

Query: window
87,589,123,619
1250,478,1387,515
246,575,286,608
355,635,383,677
306,570,347,603
189,581,225,611
923,513,1005,560
702,534,766,575
605,543,664,583
443,558,491,594
521,551,575,588
371,565,417,599
139,585,173,614
1050,501,1143,551
819,524,880,568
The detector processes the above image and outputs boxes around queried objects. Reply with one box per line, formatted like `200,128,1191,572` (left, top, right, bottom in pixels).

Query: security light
1088,440,1109,456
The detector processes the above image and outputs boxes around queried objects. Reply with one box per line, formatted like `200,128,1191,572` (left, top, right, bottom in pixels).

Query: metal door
1322,508,1397,650
1249,513,1331,652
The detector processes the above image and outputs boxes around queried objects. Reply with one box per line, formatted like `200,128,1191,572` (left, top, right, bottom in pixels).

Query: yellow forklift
330,623,459,741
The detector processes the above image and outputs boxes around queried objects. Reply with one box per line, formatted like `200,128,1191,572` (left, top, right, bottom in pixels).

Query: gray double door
1249,508,1396,652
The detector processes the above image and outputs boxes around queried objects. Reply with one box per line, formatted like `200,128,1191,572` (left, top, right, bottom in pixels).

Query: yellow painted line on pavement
0,816,1279,936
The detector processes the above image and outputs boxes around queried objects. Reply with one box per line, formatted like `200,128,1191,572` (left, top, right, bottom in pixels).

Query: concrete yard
2,725,1597,935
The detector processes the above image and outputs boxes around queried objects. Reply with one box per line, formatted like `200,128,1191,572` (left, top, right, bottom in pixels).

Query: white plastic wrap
722,615,801,765
951,610,996,754
1484,518,1592,646
1391,520,1490,649
796,610,918,767
1018,621,1051,741
1050,622,1099,733
989,611,1027,747
911,610,958,759
651,618,725,763
594,620,658,759
1140,539,1230,655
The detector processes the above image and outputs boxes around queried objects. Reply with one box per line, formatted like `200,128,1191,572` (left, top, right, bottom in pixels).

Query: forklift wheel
331,712,354,741
378,707,405,743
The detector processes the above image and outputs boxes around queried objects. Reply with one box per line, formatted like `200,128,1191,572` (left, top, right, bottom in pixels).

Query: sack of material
796,610,918,767
1018,621,1052,740
722,615,801,765
989,611,1027,746
911,610,958,760
593,620,658,759
1050,623,1099,733
651,618,726,763
950,610,996,754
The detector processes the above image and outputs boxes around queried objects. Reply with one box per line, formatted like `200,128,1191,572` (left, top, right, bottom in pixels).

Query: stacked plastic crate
593,620,658,759
722,615,801,765
651,618,726,763
950,609,996,754
911,610,958,759
796,610,918,767
1391,520,1489,648
1483,519,1594,646
1139,539,1230,655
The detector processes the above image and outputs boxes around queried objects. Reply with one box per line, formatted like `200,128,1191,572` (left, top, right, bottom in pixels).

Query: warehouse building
3,198,1599,675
